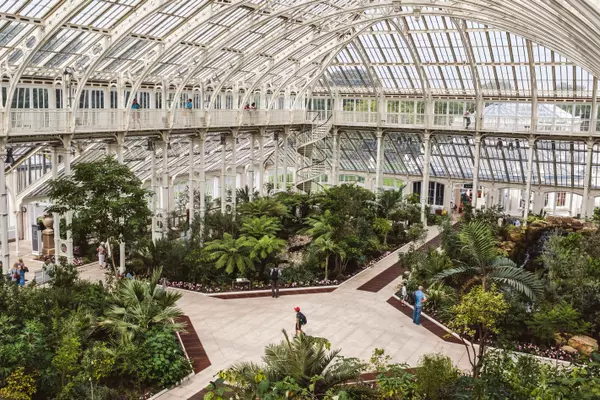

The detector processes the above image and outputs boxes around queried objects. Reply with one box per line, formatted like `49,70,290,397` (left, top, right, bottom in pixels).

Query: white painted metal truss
1,0,600,106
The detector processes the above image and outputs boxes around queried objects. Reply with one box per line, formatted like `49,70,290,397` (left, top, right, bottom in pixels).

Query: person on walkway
270,266,281,298
132,98,141,128
400,282,408,306
244,103,250,110
463,109,471,129
97,242,106,269
10,263,19,285
413,286,427,325
294,306,307,336
18,264,25,287
18,258,28,274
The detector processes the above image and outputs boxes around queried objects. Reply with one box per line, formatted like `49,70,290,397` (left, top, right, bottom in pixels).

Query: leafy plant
527,301,591,345
434,221,543,301
415,353,460,399
203,233,255,275
448,285,508,378
0,367,37,400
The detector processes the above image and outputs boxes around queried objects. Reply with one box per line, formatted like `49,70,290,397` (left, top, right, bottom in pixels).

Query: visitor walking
400,282,408,306
97,242,106,269
294,306,307,336
18,264,25,287
10,263,18,285
413,286,427,325
270,266,281,298
18,258,29,274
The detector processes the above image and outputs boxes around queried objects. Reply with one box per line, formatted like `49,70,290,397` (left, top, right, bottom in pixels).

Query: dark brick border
356,264,407,292
175,315,211,374
210,286,336,299
386,297,462,344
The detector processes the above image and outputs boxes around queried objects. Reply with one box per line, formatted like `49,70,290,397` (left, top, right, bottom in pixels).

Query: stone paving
155,226,470,400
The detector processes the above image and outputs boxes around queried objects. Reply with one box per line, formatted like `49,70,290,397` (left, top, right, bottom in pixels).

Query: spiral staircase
295,113,333,193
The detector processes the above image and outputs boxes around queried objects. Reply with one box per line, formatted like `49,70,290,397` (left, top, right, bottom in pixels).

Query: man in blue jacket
413,286,427,325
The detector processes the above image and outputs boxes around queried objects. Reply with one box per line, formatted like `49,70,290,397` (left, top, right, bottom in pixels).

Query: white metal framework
3,0,600,272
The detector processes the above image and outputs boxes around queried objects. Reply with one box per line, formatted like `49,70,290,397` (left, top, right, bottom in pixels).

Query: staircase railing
295,113,334,191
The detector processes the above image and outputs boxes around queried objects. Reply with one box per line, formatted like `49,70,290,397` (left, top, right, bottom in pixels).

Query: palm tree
304,210,335,241
238,197,288,218
249,235,287,261
367,188,405,218
240,215,282,239
100,268,184,339
236,185,259,204
203,233,255,275
433,221,543,301
313,235,345,280
224,331,366,398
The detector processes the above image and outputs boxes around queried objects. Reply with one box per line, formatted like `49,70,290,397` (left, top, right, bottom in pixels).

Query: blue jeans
413,306,422,325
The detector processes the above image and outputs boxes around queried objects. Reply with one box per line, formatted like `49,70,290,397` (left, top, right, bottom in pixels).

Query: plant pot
43,215,54,231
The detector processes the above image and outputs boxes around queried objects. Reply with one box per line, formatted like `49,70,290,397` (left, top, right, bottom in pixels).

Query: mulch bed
175,315,211,374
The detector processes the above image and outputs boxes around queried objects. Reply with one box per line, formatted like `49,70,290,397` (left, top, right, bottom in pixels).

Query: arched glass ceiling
1,0,599,99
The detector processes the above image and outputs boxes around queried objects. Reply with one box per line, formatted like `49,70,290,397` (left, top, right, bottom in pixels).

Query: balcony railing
3,108,598,136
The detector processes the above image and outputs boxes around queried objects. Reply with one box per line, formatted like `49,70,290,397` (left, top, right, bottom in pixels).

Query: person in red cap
294,306,307,336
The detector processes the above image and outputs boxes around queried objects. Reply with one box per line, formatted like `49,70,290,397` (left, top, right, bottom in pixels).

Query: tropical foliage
0,263,191,399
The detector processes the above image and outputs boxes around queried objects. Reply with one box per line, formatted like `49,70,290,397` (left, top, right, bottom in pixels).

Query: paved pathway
155,226,470,400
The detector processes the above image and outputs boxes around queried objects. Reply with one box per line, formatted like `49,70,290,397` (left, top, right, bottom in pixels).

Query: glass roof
1,1,600,99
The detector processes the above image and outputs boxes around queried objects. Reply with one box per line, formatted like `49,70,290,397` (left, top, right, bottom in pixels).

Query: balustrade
2,108,598,136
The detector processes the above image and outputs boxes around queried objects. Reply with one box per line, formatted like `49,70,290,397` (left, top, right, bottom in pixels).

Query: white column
230,129,238,213
472,134,481,208
523,137,535,224
375,128,384,194
198,134,206,223
331,127,339,186
62,138,74,265
161,139,169,234
116,134,126,273
282,128,289,190
0,143,9,274
188,136,196,223
220,134,227,213
421,133,431,225
443,182,452,211
582,138,594,219
248,133,255,197
258,130,265,196
273,131,279,191
150,143,160,243
51,147,61,254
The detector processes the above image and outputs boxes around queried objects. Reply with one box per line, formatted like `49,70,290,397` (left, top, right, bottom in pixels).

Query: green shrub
527,301,591,345
415,353,460,399
139,328,192,387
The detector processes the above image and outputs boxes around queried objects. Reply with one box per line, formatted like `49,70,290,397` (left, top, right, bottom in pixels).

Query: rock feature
560,345,578,354
567,335,599,356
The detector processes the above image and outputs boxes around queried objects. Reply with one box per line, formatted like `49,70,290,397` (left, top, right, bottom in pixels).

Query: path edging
390,295,571,366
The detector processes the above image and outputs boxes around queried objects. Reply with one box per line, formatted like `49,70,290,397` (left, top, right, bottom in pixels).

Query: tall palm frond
433,221,543,301
240,215,282,238
99,267,185,339
203,233,255,274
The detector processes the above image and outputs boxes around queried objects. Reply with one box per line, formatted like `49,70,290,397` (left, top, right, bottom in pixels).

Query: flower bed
503,342,576,362
168,250,393,294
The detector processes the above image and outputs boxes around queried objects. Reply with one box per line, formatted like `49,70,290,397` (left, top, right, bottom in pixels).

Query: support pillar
188,136,196,225
62,137,74,265
0,142,8,274
161,139,169,234
115,133,125,273
198,133,206,226
150,142,160,243
421,132,431,225
375,128,384,195
273,131,279,191
582,138,594,219
220,134,227,213
258,129,265,196
230,129,238,213
472,134,481,209
523,137,535,224
331,127,340,186
282,127,289,190
248,133,256,197
51,147,61,255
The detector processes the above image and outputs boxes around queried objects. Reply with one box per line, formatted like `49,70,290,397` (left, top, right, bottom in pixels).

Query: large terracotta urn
42,215,55,255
